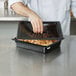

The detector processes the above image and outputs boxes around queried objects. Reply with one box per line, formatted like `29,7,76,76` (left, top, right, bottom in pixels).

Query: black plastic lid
17,21,63,40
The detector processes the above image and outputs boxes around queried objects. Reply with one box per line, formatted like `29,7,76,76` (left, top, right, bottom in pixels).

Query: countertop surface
0,22,76,76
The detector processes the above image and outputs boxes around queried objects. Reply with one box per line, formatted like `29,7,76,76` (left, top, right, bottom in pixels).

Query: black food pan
13,38,61,54
13,21,63,54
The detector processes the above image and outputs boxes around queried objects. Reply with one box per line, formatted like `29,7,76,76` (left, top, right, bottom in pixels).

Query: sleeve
71,0,76,17
8,0,27,8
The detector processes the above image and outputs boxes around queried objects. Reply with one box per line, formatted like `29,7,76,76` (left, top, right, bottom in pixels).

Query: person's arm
71,0,76,18
10,2,43,33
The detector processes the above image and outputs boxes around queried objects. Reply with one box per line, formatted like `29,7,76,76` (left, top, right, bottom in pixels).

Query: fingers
31,21,37,33
37,20,41,33
39,20,43,34
31,19,43,34
37,19,43,34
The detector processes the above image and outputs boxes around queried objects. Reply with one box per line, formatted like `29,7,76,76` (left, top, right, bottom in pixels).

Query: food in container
17,39,57,46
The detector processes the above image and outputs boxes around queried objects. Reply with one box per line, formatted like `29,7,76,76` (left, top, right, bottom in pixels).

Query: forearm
11,2,35,17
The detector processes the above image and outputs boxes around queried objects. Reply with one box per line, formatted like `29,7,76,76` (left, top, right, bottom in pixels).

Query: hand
11,2,43,33
28,11,43,34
